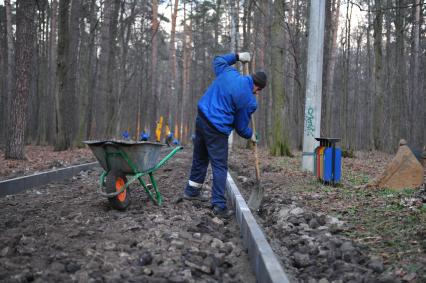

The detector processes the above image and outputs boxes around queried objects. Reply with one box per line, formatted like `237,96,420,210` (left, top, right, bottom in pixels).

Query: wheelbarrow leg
137,175,162,206
148,173,162,205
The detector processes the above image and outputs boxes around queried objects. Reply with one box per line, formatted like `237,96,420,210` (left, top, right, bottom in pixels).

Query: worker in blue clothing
183,52,267,218
140,131,150,141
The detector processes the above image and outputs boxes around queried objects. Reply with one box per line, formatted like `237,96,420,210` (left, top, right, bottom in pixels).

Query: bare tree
270,0,291,156
5,0,37,159
373,0,384,150
3,0,15,145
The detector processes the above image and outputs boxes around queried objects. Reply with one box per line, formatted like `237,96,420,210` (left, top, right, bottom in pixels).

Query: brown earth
0,146,95,181
0,147,254,283
229,147,426,283
1,145,425,282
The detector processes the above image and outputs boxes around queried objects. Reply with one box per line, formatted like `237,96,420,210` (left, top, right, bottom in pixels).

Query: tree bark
270,0,291,156
169,0,179,137
322,0,340,138
4,0,15,146
410,0,422,149
95,0,119,138
84,0,98,139
150,0,159,135
373,0,384,150
5,0,37,159
393,2,407,145
46,0,58,144
66,0,81,145
54,0,71,150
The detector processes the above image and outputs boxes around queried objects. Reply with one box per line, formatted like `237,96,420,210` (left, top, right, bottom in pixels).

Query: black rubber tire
105,172,131,210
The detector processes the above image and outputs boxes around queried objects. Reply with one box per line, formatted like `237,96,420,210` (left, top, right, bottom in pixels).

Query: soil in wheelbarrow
0,147,255,283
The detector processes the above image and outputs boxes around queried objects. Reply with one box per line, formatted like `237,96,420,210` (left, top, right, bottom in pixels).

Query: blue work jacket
198,53,256,139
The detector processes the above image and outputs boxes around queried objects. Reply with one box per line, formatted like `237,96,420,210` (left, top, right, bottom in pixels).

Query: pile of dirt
367,140,424,190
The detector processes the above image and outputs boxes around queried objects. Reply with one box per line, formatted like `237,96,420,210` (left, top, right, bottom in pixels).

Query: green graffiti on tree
305,106,315,137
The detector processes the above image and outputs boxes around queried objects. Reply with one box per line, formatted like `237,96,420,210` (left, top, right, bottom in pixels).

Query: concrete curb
0,162,99,197
227,172,290,283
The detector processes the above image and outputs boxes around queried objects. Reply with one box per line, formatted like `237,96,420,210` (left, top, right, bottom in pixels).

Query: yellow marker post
155,116,163,142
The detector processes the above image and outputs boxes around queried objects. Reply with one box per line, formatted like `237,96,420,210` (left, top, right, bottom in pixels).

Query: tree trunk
393,2,407,146
270,0,291,156
95,0,119,138
322,0,340,137
373,0,384,150
214,0,222,53
342,2,352,149
105,0,120,137
169,0,179,137
35,3,49,145
4,0,15,146
54,0,71,150
5,0,37,159
66,0,81,145
410,0,423,149
150,0,159,135
84,0,98,139
46,0,58,144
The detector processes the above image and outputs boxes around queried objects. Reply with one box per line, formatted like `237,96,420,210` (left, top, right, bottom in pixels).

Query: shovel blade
248,183,264,211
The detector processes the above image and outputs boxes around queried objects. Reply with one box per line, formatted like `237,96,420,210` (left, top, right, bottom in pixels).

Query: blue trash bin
315,138,341,185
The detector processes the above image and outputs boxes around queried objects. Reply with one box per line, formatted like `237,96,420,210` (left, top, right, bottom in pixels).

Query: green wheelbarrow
84,140,183,210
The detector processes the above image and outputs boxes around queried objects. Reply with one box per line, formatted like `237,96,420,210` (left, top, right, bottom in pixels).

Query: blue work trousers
185,114,229,209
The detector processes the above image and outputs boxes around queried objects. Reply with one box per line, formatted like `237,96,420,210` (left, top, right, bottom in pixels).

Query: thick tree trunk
54,0,71,150
84,0,98,139
393,3,407,146
5,0,37,159
47,0,58,144
66,0,81,145
4,0,15,146
322,0,340,137
270,0,291,156
373,0,384,150
105,0,120,137
95,0,119,138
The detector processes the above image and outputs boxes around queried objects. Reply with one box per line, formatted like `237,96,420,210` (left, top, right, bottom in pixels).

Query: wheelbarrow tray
84,140,165,174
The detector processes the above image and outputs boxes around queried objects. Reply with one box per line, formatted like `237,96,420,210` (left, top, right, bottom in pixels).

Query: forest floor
0,146,95,181
0,145,425,282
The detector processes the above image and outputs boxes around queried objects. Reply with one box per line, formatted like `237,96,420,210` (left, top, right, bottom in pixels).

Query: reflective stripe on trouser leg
188,180,203,188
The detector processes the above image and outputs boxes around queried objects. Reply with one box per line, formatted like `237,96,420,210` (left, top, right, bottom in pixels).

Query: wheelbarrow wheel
106,172,131,210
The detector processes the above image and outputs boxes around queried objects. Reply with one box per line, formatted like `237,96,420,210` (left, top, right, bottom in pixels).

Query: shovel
243,63,263,211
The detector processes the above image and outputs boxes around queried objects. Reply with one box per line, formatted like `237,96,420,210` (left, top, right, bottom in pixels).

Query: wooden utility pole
302,0,326,172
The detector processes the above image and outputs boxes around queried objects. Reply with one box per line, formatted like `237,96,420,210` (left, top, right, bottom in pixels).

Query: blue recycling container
314,138,341,185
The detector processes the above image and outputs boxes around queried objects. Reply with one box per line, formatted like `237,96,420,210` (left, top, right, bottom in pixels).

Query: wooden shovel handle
243,63,261,183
